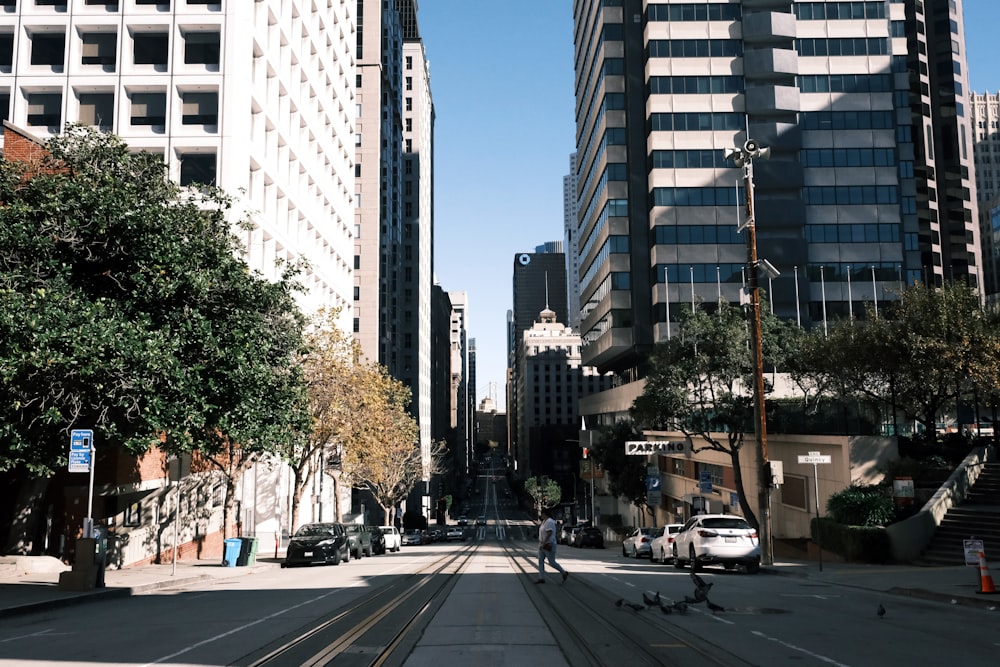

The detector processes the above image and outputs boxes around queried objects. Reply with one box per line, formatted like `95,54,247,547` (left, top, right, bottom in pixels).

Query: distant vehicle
672,514,761,574
283,523,349,567
650,524,684,563
475,515,487,526
379,526,401,552
367,525,386,555
401,530,423,546
445,525,464,541
575,526,604,549
622,527,658,558
457,515,469,526
343,524,373,559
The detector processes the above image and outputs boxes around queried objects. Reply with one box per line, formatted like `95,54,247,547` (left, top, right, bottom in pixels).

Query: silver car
672,514,761,573
621,527,658,558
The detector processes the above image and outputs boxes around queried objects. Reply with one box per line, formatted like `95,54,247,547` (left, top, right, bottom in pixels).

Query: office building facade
571,0,980,398
0,0,357,323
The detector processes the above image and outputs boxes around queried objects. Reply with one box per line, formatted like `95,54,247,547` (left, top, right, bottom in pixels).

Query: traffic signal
582,447,589,459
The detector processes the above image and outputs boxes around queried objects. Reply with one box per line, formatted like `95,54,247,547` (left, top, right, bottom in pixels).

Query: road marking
750,630,851,666
0,628,66,644
138,582,366,667
780,594,842,600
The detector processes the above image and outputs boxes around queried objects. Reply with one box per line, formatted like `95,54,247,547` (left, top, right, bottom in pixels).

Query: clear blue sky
418,0,1000,412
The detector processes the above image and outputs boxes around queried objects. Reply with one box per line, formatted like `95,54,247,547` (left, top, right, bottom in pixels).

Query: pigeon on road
625,601,645,612
642,591,661,606
690,571,713,593
877,604,886,618
707,600,725,613
615,598,624,608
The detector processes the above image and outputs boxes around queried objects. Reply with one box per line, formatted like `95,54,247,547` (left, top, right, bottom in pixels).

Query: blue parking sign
68,429,94,473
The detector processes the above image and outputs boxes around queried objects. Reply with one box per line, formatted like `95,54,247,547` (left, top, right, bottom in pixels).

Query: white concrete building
0,0,356,322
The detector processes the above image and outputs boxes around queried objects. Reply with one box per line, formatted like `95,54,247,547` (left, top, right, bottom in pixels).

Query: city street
2,533,998,667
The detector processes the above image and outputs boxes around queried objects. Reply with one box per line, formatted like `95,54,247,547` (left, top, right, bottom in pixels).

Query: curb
887,586,1000,611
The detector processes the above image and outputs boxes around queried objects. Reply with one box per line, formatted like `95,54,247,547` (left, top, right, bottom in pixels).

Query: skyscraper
571,0,980,408
0,1,357,324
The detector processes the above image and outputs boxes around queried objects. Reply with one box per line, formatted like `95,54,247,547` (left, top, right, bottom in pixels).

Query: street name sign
797,453,831,465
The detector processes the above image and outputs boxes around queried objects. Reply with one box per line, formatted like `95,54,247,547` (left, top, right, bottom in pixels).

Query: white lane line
750,630,852,666
0,628,64,644
138,582,365,667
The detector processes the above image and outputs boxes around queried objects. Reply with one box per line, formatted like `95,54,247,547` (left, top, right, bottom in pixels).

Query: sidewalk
0,553,280,618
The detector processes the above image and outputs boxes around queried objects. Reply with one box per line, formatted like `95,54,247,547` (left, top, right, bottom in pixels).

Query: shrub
826,484,894,527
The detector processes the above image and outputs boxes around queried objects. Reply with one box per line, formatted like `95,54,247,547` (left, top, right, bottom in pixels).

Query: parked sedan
622,527,658,558
672,514,761,573
445,525,464,541
649,524,684,563
401,529,424,546
283,523,349,567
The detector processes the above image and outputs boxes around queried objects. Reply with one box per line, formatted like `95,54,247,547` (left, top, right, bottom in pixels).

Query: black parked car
283,523,349,567
367,525,387,554
575,526,604,549
344,524,373,559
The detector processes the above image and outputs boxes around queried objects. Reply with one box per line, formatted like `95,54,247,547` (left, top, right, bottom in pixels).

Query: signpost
798,451,832,571
68,429,96,538
625,440,686,455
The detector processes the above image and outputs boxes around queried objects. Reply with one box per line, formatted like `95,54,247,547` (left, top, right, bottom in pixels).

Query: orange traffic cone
977,551,997,595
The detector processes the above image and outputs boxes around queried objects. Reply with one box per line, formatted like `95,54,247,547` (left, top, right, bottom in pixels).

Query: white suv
672,514,761,573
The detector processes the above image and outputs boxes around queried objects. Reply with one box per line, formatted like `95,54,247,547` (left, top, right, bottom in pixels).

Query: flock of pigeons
615,572,724,615
615,572,889,619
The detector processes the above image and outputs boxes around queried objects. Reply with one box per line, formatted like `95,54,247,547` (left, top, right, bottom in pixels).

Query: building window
183,31,220,66
0,33,13,70
81,32,117,68
77,92,114,131
31,32,66,69
353,286,360,300
179,152,217,186
130,91,166,126
405,97,412,111
405,55,412,69
0,92,9,124
180,91,218,125
133,32,169,66
25,92,62,128
405,76,412,91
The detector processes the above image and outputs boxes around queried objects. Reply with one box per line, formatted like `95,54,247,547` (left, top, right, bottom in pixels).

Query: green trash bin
237,537,259,566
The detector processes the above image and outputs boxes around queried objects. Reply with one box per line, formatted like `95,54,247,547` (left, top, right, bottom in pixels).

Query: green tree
0,127,310,536
631,302,799,527
792,282,990,439
588,421,649,517
524,476,562,516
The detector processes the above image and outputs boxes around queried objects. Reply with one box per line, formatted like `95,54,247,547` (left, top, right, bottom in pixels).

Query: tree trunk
222,473,239,539
730,447,759,529
290,465,306,535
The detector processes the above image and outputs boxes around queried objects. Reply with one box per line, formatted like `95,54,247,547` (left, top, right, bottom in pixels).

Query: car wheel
673,545,685,569
745,560,761,574
658,547,666,564
331,549,342,566
622,545,628,557
723,563,737,570
689,546,700,572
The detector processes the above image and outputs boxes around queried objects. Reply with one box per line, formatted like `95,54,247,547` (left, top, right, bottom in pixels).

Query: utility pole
725,139,775,566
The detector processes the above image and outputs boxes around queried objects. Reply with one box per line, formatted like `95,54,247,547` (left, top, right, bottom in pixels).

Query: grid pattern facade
0,0,358,320
571,0,980,380
972,92,1000,204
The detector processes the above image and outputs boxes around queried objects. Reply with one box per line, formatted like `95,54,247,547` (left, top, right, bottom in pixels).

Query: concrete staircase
917,462,1000,565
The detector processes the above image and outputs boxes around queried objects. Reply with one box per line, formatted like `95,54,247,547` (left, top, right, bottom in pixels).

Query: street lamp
725,138,775,566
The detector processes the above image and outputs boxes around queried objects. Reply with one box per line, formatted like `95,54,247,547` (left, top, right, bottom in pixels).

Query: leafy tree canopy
0,126,309,474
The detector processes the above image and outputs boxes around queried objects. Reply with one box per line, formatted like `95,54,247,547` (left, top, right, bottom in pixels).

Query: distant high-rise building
449,291,470,474
514,307,613,495
509,249,568,362
355,0,404,363
571,0,981,409
564,152,582,332
971,92,1000,204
